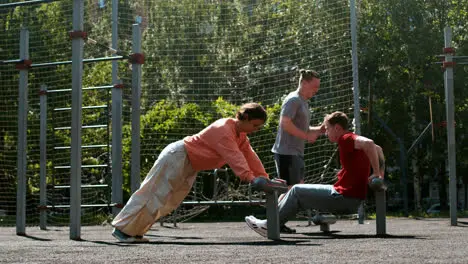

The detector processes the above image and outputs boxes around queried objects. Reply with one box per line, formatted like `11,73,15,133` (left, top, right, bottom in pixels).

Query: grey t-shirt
271,90,310,156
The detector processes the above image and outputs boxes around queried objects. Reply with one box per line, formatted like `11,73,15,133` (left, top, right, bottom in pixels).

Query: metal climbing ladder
46,85,114,215
12,1,143,239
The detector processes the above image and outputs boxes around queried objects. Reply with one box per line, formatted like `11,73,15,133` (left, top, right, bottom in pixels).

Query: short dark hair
236,103,267,122
299,69,320,82
325,111,348,129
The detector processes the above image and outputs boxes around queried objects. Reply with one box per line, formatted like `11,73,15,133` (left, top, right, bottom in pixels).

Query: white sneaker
245,215,268,238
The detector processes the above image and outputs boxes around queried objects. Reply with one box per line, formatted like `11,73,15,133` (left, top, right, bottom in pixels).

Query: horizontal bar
54,124,107,130
54,144,109,150
0,0,55,8
435,55,468,58
30,56,124,68
54,184,109,189
84,56,125,63
434,61,468,64
1,59,22,64
46,203,115,209
54,105,108,111
48,85,113,93
54,164,108,169
182,200,266,205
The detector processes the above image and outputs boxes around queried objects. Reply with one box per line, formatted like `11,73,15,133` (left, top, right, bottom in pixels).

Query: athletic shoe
280,224,296,234
245,215,268,238
312,214,337,225
112,228,136,243
134,235,150,243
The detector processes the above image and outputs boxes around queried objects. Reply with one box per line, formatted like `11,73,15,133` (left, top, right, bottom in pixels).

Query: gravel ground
1,218,467,264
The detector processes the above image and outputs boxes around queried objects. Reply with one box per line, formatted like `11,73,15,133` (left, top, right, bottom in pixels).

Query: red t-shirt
333,132,370,200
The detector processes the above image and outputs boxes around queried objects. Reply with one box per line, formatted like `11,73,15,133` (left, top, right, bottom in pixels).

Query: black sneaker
112,228,136,243
280,225,296,234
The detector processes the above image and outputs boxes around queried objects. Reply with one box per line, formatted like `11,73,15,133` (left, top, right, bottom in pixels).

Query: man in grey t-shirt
272,69,323,184
271,69,324,232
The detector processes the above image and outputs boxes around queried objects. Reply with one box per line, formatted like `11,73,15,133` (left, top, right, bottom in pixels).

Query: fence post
131,23,142,193
375,191,386,235
111,0,123,215
350,0,365,224
443,27,457,226
16,28,29,236
39,84,47,230
70,0,84,240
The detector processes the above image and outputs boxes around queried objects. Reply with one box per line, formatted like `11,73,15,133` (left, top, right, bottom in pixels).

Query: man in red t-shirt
245,111,385,237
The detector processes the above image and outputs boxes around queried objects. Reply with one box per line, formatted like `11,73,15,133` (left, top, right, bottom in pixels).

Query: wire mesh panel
116,0,355,222
0,0,116,227
0,0,355,226
0,28,20,226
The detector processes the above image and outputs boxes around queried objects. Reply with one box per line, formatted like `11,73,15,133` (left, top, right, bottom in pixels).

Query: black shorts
273,153,305,185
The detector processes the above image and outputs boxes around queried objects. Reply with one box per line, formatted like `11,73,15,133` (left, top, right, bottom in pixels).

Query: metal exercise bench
263,184,289,240
264,180,387,240
309,188,386,235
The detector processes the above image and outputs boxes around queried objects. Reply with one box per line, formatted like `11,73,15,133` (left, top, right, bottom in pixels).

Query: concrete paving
1,218,467,264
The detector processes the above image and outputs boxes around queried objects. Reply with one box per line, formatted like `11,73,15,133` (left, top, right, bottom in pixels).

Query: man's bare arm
354,136,382,178
376,144,385,178
281,116,317,142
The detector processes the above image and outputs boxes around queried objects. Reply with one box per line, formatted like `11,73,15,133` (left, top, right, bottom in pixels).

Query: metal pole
350,0,361,135
30,56,124,68
443,27,457,226
111,0,123,214
16,28,29,236
0,0,55,8
350,0,365,224
375,190,386,235
70,0,84,240
111,0,119,84
400,143,408,216
266,191,281,240
131,24,142,193
39,85,47,230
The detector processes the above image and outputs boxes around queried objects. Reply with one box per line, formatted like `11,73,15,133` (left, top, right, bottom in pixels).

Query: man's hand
368,175,387,192
306,130,320,143
319,123,326,135
306,125,324,143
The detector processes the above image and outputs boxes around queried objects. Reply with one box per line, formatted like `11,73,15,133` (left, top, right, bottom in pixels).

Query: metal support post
350,0,361,134
443,27,457,226
131,23,142,193
39,84,47,230
375,190,386,235
70,0,85,240
350,0,364,224
400,142,408,216
16,28,29,236
111,0,123,214
265,191,281,240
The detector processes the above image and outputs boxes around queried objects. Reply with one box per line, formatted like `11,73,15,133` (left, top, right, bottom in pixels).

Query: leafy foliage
1,0,467,222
